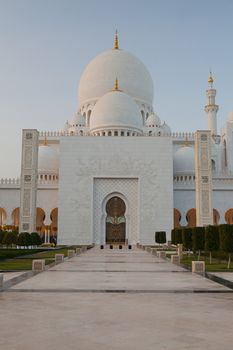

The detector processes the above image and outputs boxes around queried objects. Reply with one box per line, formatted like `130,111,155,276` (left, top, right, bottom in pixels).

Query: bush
182,227,192,250
2,231,18,247
219,224,233,268
171,229,175,245
31,232,42,246
192,227,205,251
171,228,183,245
192,227,205,259
0,231,7,245
17,232,32,247
205,225,219,264
155,231,166,245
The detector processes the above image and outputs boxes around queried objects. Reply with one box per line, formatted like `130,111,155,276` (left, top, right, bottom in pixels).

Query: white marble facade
1,34,233,244
58,137,173,245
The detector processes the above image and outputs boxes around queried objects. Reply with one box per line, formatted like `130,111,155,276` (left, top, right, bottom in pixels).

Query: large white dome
173,146,195,175
78,49,154,106
90,90,143,134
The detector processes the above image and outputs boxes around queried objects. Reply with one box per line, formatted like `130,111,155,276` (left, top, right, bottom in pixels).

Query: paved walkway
1,246,233,349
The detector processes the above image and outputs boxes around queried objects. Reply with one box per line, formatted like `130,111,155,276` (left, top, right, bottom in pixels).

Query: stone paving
1,246,233,349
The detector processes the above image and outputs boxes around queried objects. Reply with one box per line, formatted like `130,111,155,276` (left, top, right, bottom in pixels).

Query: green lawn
0,249,46,259
180,254,233,272
0,247,70,271
0,258,54,271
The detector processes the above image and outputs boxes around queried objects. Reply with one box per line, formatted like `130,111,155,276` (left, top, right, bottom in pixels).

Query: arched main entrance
105,196,126,243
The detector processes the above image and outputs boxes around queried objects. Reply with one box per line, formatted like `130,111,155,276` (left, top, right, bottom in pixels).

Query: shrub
219,224,233,269
171,229,176,245
0,231,7,245
182,227,192,250
17,232,32,248
2,231,18,247
205,225,219,264
175,228,183,245
31,232,42,246
155,231,166,245
192,227,205,259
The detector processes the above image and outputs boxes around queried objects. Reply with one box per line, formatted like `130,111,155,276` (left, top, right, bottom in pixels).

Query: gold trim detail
114,30,119,49
208,71,214,87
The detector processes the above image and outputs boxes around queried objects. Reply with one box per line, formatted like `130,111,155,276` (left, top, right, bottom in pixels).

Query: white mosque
0,33,233,245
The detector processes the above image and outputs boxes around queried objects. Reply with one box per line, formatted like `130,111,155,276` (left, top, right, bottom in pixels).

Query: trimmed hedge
171,228,183,245
192,227,205,252
219,224,233,252
155,231,166,244
205,225,219,252
219,224,233,268
182,228,192,250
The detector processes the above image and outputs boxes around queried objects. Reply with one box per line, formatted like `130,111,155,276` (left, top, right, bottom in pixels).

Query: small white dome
90,90,143,133
145,113,161,127
78,49,154,106
71,112,85,127
228,111,233,122
38,145,59,174
161,122,171,135
173,146,195,175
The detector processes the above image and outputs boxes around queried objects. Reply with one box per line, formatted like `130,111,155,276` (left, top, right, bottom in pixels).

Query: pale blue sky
1,0,233,177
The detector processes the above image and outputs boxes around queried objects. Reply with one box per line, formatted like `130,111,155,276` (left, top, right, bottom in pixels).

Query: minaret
204,71,219,135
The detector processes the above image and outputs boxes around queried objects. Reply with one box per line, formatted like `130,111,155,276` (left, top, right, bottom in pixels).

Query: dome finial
114,30,119,49
208,70,214,88
114,77,119,91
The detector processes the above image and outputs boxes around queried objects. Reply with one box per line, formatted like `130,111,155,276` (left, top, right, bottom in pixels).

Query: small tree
31,232,42,247
205,225,219,264
182,227,192,251
2,231,18,248
155,231,166,246
219,224,233,269
192,227,205,260
171,229,176,245
17,232,32,248
171,228,182,245
175,228,183,245
0,231,7,246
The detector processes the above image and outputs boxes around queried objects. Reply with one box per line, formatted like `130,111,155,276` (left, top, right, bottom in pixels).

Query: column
195,130,213,226
19,129,39,233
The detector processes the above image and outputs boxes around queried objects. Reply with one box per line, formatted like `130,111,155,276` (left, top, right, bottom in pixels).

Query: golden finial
114,30,119,49
114,78,119,91
43,134,48,146
208,71,214,87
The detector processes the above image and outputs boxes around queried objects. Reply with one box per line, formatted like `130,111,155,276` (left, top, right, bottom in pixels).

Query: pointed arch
186,208,196,227
174,208,181,228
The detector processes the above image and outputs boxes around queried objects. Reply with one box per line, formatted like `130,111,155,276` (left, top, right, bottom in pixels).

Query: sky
0,0,233,177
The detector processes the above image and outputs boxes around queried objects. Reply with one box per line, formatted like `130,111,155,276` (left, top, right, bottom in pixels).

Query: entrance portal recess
106,196,126,243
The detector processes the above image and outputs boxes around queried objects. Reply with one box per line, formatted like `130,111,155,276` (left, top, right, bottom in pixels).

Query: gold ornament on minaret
208,71,214,88
114,30,119,49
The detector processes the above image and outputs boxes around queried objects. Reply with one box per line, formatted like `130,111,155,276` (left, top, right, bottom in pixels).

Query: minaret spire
204,71,219,136
114,30,119,49
208,70,214,88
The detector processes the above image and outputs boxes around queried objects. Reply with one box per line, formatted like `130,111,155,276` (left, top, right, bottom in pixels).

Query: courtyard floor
1,246,233,349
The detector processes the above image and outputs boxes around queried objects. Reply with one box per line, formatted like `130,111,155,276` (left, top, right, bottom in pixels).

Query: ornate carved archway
105,196,126,243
